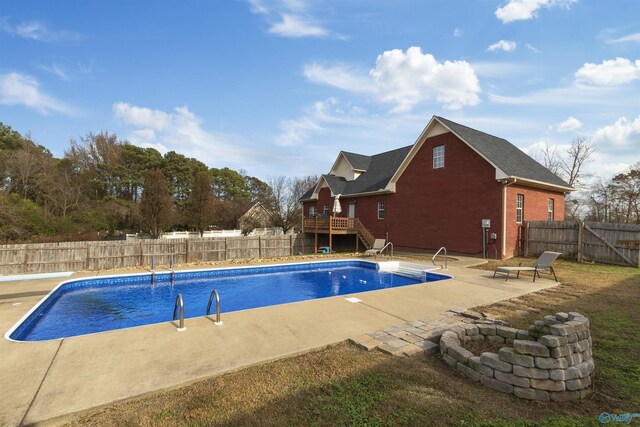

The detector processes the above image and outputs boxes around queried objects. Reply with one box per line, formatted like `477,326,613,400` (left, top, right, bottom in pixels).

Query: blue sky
1,0,639,183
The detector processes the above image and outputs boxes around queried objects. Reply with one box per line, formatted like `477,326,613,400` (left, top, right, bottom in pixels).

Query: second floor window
548,199,554,221
516,194,524,223
323,205,330,215
309,205,317,217
377,201,385,219
433,145,445,169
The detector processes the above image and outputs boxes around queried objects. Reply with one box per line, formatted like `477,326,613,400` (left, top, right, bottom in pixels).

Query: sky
1,0,639,184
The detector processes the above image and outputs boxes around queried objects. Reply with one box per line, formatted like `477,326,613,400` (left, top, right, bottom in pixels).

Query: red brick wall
504,185,565,258
386,132,503,254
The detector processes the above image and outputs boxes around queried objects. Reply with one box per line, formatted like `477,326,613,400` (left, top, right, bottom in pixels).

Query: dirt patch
461,338,505,355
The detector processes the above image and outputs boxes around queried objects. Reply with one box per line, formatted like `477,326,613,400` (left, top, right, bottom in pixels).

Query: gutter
501,178,517,258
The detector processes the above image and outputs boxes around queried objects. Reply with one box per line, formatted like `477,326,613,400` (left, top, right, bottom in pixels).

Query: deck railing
303,216,376,250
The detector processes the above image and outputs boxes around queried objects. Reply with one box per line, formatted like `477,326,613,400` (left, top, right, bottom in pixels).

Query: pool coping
4,259,449,343
0,255,558,426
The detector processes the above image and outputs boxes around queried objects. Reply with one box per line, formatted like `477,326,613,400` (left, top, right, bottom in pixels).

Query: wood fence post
258,236,262,259
85,243,91,270
577,221,584,263
185,239,190,264
139,241,144,267
224,238,228,261
524,222,529,257
290,234,293,256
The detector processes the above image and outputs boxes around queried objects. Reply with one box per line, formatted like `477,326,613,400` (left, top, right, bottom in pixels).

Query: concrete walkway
0,256,557,426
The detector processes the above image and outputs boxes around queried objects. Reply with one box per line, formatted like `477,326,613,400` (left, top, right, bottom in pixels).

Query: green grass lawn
68,258,640,427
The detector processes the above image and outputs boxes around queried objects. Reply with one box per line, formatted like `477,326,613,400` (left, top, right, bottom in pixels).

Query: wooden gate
523,221,640,267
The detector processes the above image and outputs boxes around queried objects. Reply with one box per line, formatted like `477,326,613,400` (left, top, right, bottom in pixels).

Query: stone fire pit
440,312,594,401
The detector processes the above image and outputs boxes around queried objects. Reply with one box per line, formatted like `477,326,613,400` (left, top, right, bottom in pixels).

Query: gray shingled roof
341,151,371,171
299,145,412,200
300,116,572,202
436,116,572,189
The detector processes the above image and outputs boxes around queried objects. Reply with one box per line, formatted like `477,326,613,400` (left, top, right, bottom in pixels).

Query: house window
516,194,524,223
433,145,445,169
377,201,385,219
309,205,317,217
548,199,554,221
323,205,330,215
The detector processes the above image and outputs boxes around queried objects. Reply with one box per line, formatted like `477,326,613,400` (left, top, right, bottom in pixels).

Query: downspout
501,178,517,258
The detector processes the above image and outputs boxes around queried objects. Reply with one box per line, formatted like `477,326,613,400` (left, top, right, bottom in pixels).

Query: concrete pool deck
0,255,558,426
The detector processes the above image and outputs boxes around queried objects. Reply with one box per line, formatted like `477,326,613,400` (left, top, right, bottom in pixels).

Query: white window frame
516,194,524,224
323,205,330,215
433,145,445,169
548,198,554,221
377,201,385,220
309,205,317,217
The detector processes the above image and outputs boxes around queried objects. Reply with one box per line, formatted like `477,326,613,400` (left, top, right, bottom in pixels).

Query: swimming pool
7,260,450,342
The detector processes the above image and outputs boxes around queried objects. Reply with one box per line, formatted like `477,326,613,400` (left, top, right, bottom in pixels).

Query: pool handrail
173,293,186,331
380,242,393,258
432,247,447,270
206,289,223,325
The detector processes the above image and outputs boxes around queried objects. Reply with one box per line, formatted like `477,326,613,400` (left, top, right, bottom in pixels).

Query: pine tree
140,169,174,237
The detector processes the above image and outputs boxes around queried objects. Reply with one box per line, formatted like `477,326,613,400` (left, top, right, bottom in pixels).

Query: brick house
300,116,573,259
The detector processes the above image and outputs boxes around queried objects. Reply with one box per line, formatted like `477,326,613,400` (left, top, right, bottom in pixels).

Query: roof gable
435,116,572,190
388,116,573,192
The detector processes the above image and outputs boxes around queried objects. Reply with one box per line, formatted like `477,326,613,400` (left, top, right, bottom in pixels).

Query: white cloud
607,32,640,44
556,116,582,132
453,28,463,37
0,19,81,42
276,97,369,146
268,13,328,37
489,84,627,107
495,0,576,24
0,72,75,115
303,63,375,95
247,0,333,38
40,62,94,81
575,57,640,86
487,40,517,52
305,47,481,112
370,47,481,111
113,103,249,166
593,115,640,147
525,43,542,53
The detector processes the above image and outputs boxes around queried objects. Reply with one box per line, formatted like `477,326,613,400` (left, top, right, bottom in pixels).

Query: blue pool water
8,260,449,342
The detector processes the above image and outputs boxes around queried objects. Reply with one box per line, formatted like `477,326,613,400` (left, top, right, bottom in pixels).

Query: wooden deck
303,217,375,250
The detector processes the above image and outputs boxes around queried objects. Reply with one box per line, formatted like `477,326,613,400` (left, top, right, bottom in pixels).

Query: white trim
329,152,355,175
501,176,574,192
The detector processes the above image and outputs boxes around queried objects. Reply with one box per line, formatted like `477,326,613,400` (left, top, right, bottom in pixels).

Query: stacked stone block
439,312,594,401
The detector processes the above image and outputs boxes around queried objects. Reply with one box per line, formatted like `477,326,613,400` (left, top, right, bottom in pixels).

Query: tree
267,174,317,233
586,163,640,224
184,172,216,236
539,137,597,220
163,151,207,205
140,169,174,237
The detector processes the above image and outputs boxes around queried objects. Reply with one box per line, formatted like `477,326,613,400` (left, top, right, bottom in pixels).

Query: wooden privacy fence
521,221,640,267
0,235,314,275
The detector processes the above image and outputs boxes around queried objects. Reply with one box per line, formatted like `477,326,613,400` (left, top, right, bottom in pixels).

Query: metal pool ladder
173,293,186,331
432,247,448,270
206,289,223,325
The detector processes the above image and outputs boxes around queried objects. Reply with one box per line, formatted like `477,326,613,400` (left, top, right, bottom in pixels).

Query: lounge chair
493,251,561,282
364,239,386,257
